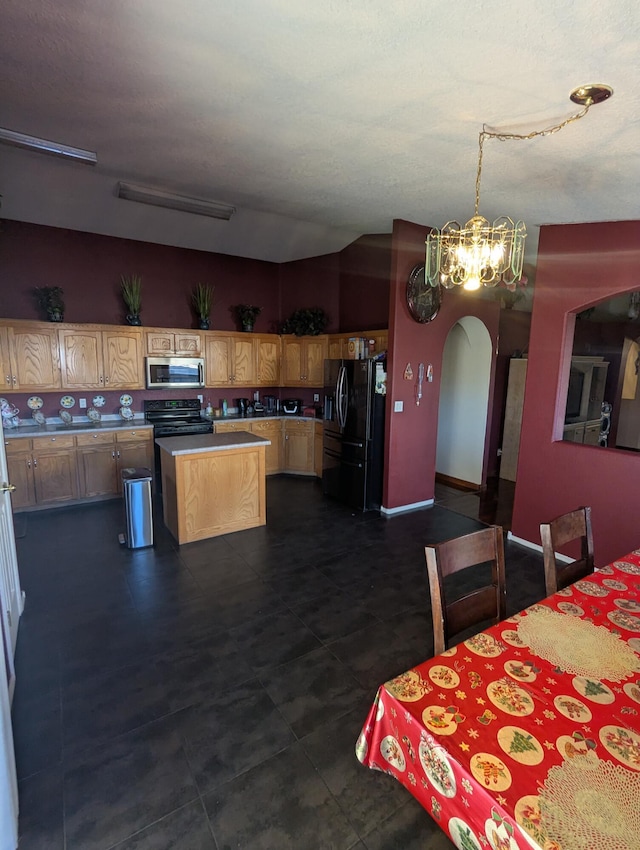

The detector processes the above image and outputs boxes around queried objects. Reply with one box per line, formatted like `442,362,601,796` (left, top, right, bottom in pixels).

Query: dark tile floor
12,476,546,850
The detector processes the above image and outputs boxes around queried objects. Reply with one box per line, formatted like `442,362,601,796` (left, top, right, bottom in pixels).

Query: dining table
356,550,640,850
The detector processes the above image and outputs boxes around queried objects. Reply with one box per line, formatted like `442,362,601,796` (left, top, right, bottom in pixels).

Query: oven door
145,357,205,389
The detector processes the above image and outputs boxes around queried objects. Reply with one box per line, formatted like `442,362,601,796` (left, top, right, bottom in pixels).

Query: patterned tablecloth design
356,552,640,850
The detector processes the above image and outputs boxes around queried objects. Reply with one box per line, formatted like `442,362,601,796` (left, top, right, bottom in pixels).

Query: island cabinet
283,418,314,473
5,435,77,509
58,326,144,389
156,432,269,543
281,335,327,386
0,322,61,391
205,332,257,387
144,329,203,357
76,429,153,496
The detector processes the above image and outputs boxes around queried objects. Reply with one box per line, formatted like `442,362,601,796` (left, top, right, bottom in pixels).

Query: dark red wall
339,233,391,331
279,252,341,333
512,220,640,564
384,219,500,510
0,220,280,332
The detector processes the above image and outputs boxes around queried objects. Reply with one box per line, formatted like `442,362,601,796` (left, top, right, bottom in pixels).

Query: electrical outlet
197,394,203,402
79,398,87,409
394,400,403,413
313,393,319,402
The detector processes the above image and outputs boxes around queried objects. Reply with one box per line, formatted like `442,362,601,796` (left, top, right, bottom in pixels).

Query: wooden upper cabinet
145,329,202,356
205,332,257,387
1,323,61,390
255,334,280,386
102,329,143,388
59,327,143,389
282,336,327,386
328,335,344,360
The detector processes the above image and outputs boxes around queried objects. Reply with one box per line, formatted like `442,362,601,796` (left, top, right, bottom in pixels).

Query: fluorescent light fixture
0,127,97,165
117,182,235,220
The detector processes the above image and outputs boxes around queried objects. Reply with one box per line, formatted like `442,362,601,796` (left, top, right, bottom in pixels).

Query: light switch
394,400,403,413
79,398,87,409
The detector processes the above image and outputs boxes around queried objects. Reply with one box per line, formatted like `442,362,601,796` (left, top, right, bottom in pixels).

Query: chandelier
425,84,613,292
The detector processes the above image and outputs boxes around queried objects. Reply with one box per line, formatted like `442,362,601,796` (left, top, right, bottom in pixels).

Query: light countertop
3,419,152,438
155,431,270,456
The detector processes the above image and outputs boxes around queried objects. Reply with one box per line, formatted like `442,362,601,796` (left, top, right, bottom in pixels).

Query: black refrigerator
322,358,386,511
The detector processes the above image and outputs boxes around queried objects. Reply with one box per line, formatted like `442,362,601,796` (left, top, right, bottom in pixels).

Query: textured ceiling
0,0,639,264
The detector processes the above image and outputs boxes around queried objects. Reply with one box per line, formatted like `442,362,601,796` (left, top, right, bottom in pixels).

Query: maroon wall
279,252,341,333
338,233,391,331
384,219,500,510
0,220,280,332
512,220,640,564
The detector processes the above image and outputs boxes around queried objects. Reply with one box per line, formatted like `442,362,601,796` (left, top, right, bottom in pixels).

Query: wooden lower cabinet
5,435,78,508
314,421,323,478
283,419,314,474
6,427,153,510
77,429,154,496
250,420,282,474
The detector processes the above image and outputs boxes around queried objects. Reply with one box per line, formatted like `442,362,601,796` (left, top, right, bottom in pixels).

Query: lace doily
517,607,640,681
539,757,640,849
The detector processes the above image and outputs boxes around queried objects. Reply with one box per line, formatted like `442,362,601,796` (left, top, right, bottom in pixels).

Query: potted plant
34,286,65,322
234,304,261,332
121,274,143,325
192,283,215,330
281,307,328,336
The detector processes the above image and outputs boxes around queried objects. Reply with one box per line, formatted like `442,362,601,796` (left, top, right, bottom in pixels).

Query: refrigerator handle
338,365,348,429
335,366,343,428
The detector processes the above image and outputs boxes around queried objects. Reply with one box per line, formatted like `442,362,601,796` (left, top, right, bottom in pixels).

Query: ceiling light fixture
425,84,613,293
0,127,97,165
117,182,235,220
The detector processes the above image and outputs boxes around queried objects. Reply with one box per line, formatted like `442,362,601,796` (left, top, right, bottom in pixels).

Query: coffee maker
263,395,279,415
236,398,250,417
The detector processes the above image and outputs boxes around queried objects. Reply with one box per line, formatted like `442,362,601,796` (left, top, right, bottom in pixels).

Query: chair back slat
540,506,594,596
425,526,506,656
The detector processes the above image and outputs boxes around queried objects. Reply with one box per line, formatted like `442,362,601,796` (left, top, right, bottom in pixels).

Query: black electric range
144,399,213,490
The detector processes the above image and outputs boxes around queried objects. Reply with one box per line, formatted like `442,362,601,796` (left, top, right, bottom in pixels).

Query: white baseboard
381,498,434,516
506,531,573,563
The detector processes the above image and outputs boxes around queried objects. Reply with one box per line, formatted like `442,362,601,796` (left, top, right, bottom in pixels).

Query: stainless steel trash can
121,467,154,548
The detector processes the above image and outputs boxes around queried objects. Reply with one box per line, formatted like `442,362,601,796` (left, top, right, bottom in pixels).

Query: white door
0,418,23,660
0,420,19,848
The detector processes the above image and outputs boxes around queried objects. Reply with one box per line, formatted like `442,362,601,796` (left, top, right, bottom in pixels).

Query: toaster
282,398,303,415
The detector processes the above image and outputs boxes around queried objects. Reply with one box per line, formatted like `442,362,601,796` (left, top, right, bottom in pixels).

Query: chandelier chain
474,102,592,216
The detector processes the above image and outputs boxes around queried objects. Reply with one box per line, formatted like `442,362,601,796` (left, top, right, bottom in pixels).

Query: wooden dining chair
425,525,507,656
540,506,594,596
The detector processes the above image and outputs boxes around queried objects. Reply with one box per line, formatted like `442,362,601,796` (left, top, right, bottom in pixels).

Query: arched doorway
436,316,493,487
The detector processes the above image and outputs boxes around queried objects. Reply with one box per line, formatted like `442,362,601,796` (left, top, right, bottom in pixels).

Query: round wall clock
406,263,441,323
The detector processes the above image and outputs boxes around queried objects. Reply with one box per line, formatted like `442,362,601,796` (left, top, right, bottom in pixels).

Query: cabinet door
58,329,103,387
304,338,327,386
284,421,313,473
314,422,323,478
328,336,344,359
145,330,175,356
206,336,233,386
76,432,117,496
117,442,154,491
256,336,280,386
282,337,304,385
232,336,257,385
31,437,78,504
174,332,202,356
102,329,143,389
0,327,13,392
7,325,61,389
5,451,35,509
583,422,601,446
251,420,282,474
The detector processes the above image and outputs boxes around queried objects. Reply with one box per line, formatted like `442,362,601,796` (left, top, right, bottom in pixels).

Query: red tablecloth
357,552,640,850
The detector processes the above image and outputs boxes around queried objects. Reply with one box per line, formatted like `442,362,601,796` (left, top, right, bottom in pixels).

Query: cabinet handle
117,450,120,458
100,376,104,384
5,375,10,385
33,458,37,468
12,376,17,385
105,376,109,385
27,460,31,469
112,451,116,459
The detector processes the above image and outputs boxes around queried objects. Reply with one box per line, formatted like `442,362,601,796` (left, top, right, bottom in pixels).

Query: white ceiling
1,0,639,265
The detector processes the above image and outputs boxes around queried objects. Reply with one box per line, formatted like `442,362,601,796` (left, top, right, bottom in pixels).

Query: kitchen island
155,431,270,544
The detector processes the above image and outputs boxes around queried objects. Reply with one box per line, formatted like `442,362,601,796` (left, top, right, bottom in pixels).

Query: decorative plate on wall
60,395,75,408
92,395,106,408
120,394,133,407
27,396,44,410
406,263,441,323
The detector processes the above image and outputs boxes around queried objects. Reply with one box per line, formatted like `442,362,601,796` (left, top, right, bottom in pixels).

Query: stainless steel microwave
145,357,205,389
